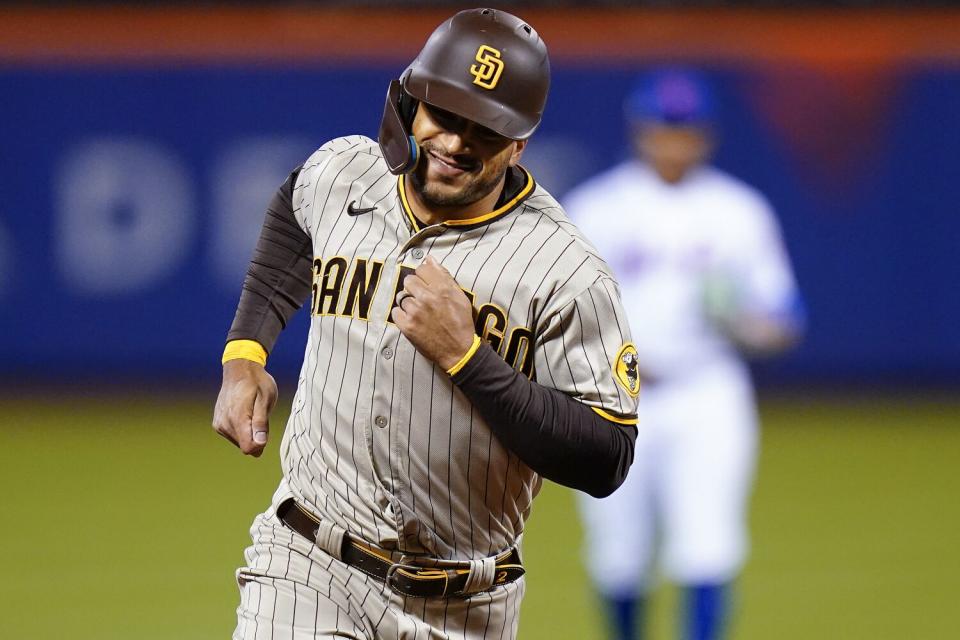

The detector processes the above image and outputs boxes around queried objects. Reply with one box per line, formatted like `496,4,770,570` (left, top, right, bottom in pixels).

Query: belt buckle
384,551,522,598
385,562,453,598
385,562,419,596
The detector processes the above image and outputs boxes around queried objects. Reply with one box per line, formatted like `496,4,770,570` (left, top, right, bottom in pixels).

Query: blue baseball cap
624,69,715,125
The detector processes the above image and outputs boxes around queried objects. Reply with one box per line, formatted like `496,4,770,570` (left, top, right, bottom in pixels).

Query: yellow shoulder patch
613,343,641,397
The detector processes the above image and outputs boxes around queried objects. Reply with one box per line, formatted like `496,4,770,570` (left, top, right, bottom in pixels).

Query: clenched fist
391,255,477,371
212,358,278,457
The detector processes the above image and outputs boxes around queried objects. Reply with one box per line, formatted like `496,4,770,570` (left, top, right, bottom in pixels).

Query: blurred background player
564,69,806,640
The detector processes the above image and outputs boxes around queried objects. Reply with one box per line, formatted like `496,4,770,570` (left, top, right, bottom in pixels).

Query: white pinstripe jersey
275,135,638,561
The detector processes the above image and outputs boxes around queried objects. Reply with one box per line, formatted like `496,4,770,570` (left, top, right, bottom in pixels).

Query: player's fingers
228,413,258,455
261,371,279,413
223,388,260,456
390,304,410,327
421,262,463,298
402,274,429,297
252,386,272,432
396,287,421,310
399,296,427,321
250,390,271,455
422,255,457,283
415,256,447,284
425,254,446,270
212,401,225,431
212,393,242,449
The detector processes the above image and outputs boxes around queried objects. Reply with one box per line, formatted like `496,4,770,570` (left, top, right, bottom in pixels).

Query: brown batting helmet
378,8,551,174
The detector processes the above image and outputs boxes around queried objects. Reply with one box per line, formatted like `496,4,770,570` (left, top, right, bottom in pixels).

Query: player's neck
403,174,507,227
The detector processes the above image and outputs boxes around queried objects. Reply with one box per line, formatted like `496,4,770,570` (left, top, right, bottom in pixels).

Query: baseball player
565,69,805,640
212,9,640,639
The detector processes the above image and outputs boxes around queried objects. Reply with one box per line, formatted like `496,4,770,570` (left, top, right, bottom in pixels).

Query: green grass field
1,392,957,639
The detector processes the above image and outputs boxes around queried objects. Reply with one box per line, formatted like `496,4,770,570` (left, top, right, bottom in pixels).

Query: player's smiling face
409,103,526,215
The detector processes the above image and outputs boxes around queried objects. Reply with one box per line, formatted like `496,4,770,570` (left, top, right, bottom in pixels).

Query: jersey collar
397,166,536,233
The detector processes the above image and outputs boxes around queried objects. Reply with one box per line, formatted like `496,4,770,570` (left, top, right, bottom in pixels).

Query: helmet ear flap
398,83,418,125
379,79,421,175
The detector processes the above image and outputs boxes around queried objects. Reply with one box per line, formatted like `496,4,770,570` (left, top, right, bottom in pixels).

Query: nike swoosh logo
347,201,376,216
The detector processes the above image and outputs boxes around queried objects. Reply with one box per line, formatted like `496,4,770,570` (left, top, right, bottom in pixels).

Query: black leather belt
277,499,524,598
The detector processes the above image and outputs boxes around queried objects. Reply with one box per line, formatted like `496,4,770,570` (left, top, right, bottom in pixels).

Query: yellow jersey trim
397,175,422,233
443,167,534,227
222,339,267,367
397,167,535,232
591,406,639,426
446,334,483,376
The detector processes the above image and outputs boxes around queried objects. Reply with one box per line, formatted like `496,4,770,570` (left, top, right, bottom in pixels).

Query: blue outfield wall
1,64,958,385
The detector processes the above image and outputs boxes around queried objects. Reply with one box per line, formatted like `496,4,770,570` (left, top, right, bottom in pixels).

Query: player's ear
508,139,528,167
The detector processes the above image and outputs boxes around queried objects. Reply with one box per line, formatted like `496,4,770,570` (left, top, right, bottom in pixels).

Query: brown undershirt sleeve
226,167,313,353
451,342,638,498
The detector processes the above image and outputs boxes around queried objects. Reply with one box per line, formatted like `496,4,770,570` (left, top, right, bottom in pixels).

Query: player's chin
421,176,480,205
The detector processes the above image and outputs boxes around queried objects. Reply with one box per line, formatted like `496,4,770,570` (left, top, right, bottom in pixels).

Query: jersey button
374,416,388,429
382,347,394,360
412,248,425,260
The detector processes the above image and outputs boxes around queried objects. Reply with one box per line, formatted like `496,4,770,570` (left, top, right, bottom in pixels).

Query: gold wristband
222,339,268,367
446,335,482,376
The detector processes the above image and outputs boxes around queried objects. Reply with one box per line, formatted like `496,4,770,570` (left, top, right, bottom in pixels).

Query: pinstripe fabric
238,135,636,638
234,510,524,640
